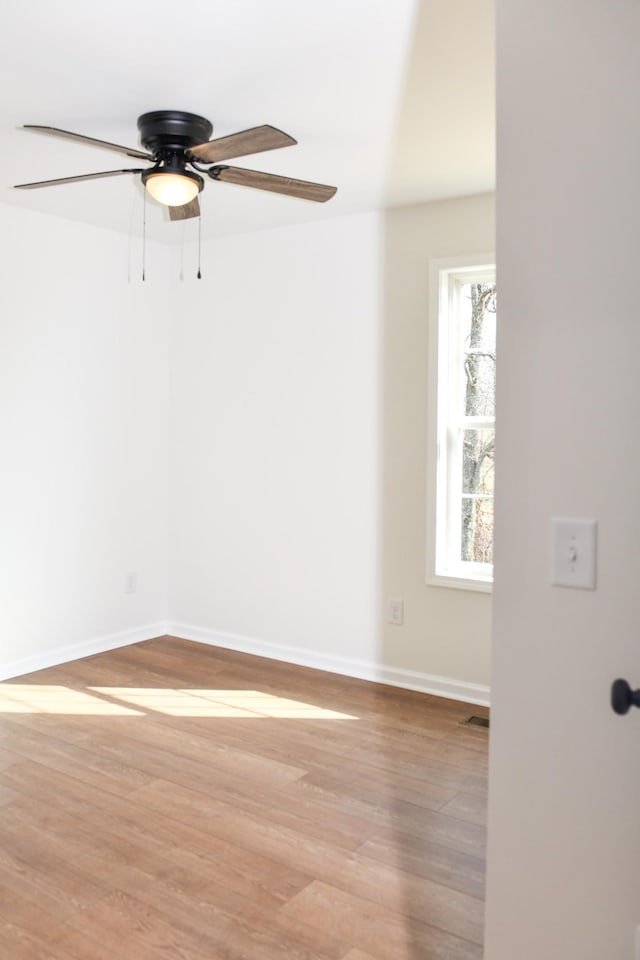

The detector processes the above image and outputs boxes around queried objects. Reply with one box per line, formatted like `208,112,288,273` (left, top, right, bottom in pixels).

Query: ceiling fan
13,110,338,220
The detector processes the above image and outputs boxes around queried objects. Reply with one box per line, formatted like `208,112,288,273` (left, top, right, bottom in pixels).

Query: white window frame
426,254,496,593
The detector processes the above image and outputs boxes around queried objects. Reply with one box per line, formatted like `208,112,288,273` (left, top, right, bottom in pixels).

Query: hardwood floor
0,637,489,959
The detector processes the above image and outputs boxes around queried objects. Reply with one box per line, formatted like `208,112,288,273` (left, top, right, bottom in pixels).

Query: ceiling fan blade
14,169,144,189
23,125,153,161
208,165,337,203
189,125,296,164
169,197,201,221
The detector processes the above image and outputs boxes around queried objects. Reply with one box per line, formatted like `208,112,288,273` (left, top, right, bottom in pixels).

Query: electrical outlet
387,598,404,626
124,571,137,594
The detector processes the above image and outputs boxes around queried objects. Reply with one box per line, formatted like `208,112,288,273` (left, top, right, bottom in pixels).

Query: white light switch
551,518,597,589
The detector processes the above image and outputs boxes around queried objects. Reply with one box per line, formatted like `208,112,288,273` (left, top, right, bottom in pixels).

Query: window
427,255,496,591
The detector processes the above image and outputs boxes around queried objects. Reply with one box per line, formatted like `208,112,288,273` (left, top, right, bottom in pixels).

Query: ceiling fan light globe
145,172,200,207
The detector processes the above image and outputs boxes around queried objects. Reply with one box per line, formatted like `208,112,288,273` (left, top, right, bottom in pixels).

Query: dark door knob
611,679,640,715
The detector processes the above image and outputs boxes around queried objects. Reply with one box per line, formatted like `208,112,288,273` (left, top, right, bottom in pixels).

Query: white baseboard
0,622,169,681
168,621,491,707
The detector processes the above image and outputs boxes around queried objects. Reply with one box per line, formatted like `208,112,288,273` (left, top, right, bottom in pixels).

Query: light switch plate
551,518,597,589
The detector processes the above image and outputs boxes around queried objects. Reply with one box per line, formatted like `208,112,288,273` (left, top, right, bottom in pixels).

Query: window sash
427,255,496,592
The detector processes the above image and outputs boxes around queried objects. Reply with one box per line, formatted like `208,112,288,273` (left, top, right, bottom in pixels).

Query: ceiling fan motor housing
137,110,213,156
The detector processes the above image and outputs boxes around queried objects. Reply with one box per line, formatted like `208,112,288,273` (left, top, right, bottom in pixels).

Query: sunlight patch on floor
0,683,358,719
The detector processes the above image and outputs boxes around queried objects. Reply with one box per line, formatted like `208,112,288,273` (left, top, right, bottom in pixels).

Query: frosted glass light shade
145,172,200,206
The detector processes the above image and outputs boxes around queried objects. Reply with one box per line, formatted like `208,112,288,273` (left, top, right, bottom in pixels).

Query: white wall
1,192,496,698
0,205,170,678
168,213,383,671
485,2,640,957
382,194,494,692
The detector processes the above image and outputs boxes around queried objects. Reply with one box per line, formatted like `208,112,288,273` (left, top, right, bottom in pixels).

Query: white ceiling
0,0,494,243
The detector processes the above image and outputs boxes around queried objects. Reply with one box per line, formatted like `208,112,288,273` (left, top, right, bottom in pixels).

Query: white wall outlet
124,571,137,594
551,518,597,589
387,598,404,626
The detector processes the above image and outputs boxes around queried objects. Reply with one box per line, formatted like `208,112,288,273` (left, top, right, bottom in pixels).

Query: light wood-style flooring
0,636,489,960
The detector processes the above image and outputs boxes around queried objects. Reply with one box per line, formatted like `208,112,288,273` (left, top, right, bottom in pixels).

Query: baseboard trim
168,622,491,707
0,622,169,681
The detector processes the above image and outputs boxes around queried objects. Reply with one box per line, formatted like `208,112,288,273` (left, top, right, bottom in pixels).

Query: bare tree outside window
461,283,496,564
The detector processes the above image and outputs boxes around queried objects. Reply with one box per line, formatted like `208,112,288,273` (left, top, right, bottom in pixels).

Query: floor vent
460,715,490,729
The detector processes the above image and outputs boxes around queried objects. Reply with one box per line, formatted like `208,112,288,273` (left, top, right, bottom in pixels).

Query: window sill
427,573,493,594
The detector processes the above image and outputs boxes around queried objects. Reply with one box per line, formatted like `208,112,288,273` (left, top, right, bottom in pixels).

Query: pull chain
142,188,147,282
197,208,202,279
127,188,137,284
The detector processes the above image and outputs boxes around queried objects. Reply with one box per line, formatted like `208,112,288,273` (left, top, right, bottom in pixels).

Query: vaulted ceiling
0,0,494,242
